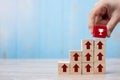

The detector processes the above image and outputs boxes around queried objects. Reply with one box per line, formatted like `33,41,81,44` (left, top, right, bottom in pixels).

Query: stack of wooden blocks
58,39,106,75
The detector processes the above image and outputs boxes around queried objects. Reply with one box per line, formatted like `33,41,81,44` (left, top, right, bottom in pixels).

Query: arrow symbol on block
62,64,68,72
85,64,91,72
85,53,91,61
73,64,79,72
97,64,103,72
73,53,79,61
97,41,103,49
97,52,103,61
85,41,91,49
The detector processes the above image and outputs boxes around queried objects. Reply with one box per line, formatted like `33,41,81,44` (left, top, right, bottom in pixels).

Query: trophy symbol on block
93,26,107,38
98,28,104,35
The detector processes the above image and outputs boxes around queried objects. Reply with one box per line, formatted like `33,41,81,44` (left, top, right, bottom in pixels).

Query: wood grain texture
70,50,82,63
58,61,70,74
94,39,106,51
94,50,106,62
0,59,120,80
82,62,94,74
70,62,81,74
82,51,94,62
81,40,94,52
94,62,106,74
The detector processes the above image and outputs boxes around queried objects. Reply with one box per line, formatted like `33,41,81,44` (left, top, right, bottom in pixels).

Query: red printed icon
97,41,103,49
73,53,79,61
85,64,91,72
97,52,103,61
93,26,107,38
62,64,68,72
85,53,91,61
97,64,103,72
85,41,91,49
73,64,79,72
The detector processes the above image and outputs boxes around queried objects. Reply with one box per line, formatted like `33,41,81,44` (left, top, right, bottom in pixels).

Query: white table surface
0,59,120,80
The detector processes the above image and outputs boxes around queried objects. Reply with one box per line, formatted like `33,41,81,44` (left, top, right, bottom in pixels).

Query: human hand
88,0,120,37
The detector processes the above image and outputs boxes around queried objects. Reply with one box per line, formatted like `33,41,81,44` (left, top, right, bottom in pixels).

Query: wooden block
93,25,107,38
82,62,94,74
94,62,106,74
94,39,106,62
81,40,94,52
82,51,93,62
94,39,106,51
70,50,82,63
70,62,81,74
94,50,106,62
58,61,70,75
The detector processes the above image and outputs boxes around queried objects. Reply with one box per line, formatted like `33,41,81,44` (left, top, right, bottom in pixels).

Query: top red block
93,26,107,38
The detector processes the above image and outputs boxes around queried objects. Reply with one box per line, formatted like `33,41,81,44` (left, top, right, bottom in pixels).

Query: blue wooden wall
0,0,120,59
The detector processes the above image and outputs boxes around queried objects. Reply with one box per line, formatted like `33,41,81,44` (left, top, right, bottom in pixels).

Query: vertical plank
0,0,17,59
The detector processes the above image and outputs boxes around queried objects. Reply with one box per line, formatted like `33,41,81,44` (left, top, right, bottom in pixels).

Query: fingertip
89,27,93,35
107,30,111,38
106,12,120,38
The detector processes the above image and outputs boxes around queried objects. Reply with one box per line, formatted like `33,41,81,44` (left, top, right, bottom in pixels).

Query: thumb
107,12,120,37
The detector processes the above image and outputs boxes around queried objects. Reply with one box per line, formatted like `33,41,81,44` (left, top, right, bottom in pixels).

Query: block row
58,61,106,74
81,39,106,51
70,50,105,63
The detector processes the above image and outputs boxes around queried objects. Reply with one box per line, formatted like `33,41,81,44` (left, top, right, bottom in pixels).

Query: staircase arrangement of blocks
58,39,106,75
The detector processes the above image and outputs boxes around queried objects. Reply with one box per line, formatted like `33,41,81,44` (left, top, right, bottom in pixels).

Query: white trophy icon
99,28,104,35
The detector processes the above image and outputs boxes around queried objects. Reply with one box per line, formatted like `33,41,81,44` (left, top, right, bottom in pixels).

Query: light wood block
82,62,94,74
94,50,106,62
94,39,106,51
58,61,70,75
94,39,106,62
94,62,106,74
70,62,81,74
81,40,94,52
70,50,82,63
82,51,93,62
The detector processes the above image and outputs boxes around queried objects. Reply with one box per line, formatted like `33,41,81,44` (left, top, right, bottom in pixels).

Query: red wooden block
93,26,107,38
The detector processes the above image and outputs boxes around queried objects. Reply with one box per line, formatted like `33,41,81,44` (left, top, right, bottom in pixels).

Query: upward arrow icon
73,64,79,72
97,41,103,49
73,53,79,61
85,41,91,49
97,64,103,72
85,53,91,61
85,64,91,72
62,64,68,72
97,52,103,61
